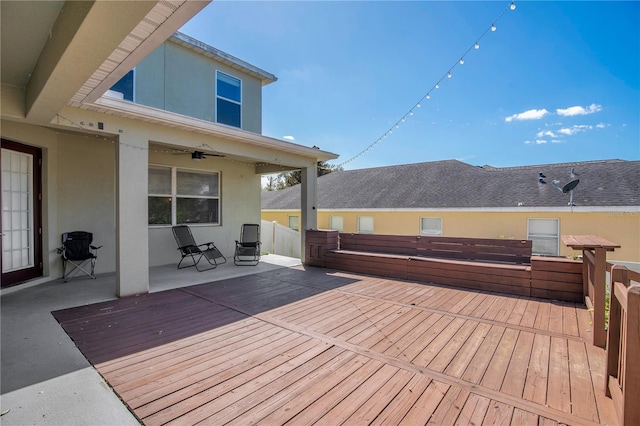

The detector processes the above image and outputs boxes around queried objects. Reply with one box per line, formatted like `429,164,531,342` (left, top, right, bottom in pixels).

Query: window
148,166,220,226
357,216,374,234
329,216,344,232
216,71,241,128
420,217,442,236
148,166,172,225
528,218,559,256
288,215,299,231
110,69,135,101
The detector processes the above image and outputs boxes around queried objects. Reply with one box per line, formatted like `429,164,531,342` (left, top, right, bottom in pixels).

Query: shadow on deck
52,265,617,425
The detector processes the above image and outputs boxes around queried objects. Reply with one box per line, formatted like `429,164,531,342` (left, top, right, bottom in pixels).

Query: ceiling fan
172,150,225,160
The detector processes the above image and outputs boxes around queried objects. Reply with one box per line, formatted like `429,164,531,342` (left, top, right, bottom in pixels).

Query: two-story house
1,1,337,295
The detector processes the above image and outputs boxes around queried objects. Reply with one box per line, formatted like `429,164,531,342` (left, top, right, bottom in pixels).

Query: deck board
52,266,614,425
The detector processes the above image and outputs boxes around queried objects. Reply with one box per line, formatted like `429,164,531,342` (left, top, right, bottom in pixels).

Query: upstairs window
288,215,299,231
357,216,374,234
110,69,135,101
329,216,344,232
216,71,241,128
528,218,559,256
420,217,442,236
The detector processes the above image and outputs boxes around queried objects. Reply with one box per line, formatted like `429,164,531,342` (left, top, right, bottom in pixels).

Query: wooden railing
605,265,640,425
562,235,620,347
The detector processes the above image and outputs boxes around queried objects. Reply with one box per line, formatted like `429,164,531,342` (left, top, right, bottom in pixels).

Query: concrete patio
0,254,301,425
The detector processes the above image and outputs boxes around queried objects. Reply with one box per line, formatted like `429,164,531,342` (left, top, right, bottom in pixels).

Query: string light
337,1,516,168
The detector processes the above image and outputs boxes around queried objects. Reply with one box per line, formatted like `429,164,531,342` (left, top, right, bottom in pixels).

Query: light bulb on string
335,0,516,169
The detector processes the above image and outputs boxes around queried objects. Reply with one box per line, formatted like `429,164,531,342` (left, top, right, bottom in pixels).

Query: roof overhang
61,94,338,168
169,32,277,86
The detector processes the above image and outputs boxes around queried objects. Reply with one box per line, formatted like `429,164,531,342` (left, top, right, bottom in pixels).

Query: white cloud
523,140,532,145
596,123,608,129
551,139,564,144
536,130,557,138
558,124,593,136
283,135,295,141
505,108,549,122
535,139,547,145
556,103,602,117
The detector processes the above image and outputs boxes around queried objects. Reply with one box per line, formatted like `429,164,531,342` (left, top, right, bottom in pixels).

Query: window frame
527,218,560,256
148,165,221,227
215,70,242,128
420,217,442,236
288,215,299,231
329,215,344,232
357,216,374,234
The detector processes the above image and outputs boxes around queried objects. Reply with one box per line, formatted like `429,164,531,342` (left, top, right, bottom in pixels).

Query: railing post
624,285,640,425
605,266,626,396
593,247,607,348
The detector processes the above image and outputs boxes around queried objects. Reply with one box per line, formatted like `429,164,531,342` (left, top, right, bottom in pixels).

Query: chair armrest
56,247,65,254
90,245,102,250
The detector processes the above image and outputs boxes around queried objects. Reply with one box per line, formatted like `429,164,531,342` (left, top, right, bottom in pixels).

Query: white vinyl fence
261,220,301,259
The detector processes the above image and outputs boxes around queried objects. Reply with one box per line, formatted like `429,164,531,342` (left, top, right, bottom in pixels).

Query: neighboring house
262,159,640,265
1,1,336,295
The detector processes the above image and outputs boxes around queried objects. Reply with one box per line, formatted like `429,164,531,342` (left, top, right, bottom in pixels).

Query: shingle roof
261,159,640,209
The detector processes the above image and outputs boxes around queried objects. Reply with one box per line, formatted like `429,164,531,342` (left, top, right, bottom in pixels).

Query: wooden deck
52,266,617,425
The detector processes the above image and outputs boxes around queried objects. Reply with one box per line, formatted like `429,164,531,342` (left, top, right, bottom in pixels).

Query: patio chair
234,223,261,266
172,225,226,271
57,231,102,282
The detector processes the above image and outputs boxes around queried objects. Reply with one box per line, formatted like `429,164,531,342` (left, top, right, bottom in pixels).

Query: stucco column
115,133,149,297
300,164,318,263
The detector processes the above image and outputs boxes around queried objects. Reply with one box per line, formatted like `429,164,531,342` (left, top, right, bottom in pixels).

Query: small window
288,215,299,231
357,216,374,234
216,71,241,128
110,69,135,101
329,216,344,232
420,217,442,236
528,218,559,256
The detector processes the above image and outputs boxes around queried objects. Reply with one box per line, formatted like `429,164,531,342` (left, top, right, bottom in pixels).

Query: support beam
116,132,149,297
300,164,318,263
26,1,156,123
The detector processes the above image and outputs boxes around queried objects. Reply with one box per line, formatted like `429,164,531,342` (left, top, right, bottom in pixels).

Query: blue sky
180,1,639,170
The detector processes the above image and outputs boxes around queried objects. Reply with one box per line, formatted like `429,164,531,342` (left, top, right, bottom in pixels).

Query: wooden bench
325,233,533,297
